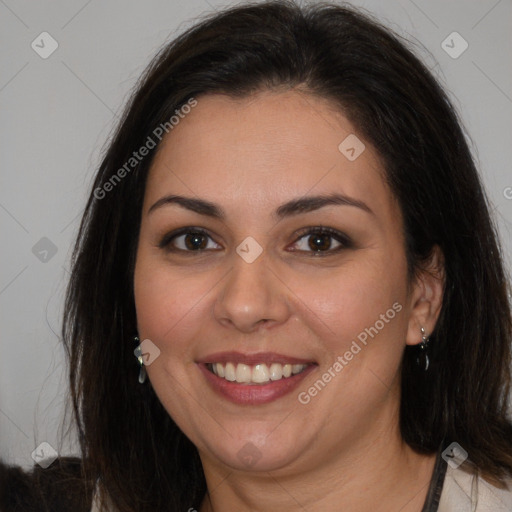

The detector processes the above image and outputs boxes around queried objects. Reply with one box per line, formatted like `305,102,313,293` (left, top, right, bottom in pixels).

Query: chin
201,429,305,473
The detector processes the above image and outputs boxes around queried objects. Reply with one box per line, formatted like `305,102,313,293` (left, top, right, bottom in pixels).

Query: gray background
1,0,511,468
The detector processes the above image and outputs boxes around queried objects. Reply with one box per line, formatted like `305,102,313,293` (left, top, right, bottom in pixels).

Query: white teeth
269,363,283,380
209,362,308,384
235,363,251,383
252,364,269,383
215,363,225,378
224,362,236,381
292,364,304,374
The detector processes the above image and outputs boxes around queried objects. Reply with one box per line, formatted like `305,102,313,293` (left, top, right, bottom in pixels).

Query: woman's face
134,89,426,474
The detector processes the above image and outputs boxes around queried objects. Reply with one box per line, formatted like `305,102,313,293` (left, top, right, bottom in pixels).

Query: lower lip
197,363,317,405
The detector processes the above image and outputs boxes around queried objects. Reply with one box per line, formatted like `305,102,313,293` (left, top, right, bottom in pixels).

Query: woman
1,1,511,510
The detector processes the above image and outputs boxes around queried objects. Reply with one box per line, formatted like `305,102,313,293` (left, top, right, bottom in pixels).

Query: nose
213,252,291,333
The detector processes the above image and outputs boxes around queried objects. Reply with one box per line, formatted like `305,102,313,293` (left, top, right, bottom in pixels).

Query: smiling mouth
206,362,313,385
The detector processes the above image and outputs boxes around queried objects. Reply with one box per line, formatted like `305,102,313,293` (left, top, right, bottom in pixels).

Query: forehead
143,90,394,220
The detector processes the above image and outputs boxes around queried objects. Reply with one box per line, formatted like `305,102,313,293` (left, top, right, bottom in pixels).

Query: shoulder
438,462,512,512
0,456,94,512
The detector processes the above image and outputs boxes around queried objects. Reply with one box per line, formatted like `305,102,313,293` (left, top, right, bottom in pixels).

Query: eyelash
157,226,353,257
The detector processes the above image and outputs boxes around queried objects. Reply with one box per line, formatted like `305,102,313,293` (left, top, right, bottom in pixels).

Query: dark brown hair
58,1,512,510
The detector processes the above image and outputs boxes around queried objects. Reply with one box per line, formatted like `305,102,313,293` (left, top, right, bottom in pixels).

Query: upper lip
196,351,316,366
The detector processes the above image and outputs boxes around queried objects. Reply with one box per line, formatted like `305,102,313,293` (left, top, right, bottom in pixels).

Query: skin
133,89,445,511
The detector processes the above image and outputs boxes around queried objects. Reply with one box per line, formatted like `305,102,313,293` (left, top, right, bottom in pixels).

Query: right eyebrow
148,195,224,219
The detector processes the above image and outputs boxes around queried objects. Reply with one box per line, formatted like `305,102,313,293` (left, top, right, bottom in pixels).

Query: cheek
133,253,213,351
133,251,227,434
134,249,408,361
285,256,408,353
289,266,408,426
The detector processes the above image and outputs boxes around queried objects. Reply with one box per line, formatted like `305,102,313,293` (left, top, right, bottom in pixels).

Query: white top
90,463,512,511
438,463,512,511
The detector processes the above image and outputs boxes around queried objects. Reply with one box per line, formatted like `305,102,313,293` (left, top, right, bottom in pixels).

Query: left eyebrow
274,193,374,219
147,193,374,219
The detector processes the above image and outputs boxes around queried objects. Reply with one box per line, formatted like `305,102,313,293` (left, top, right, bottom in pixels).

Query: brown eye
158,228,222,252
307,233,334,251
290,227,352,255
183,232,208,250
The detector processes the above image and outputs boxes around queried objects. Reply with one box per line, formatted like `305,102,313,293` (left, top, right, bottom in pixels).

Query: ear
405,245,445,346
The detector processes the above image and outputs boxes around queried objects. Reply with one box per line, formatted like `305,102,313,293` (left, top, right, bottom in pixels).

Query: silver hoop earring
133,335,147,384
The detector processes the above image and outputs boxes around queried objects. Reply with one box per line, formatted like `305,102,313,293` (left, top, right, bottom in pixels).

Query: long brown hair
60,1,512,510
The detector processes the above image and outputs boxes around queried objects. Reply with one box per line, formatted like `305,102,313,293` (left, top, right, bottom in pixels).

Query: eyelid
157,227,220,250
290,226,353,254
